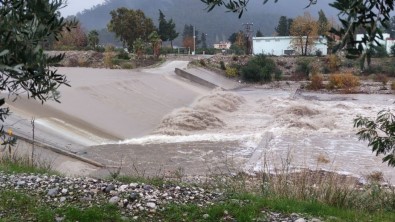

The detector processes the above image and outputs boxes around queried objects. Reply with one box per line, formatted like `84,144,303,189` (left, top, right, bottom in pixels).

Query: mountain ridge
75,0,337,46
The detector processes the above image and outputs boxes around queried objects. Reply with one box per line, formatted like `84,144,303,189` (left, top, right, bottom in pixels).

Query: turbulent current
105,87,395,184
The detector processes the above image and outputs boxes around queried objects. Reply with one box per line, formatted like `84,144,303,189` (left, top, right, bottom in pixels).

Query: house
214,41,231,50
252,36,328,56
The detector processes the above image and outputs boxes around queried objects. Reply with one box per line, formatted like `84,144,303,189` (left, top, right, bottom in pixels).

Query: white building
214,41,231,50
355,33,395,54
252,36,328,56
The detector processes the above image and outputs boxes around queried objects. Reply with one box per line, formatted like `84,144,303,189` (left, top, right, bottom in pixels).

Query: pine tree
275,16,288,36
167,19,179,49
256,30,264,37
317,9,329,36
158,10,168,42
287,18,294,36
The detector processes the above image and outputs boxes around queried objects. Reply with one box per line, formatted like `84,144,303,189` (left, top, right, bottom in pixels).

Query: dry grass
199,146,395,214
366,171,384,183
328,73,360,92
308,74,324,90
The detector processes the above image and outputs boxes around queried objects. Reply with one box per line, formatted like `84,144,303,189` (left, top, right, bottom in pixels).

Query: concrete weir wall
175,68,217,89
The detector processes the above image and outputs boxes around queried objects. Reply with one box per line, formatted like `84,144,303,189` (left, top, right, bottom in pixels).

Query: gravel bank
0,172,324,221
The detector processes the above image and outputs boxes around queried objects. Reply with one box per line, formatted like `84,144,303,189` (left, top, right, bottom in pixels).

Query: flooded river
5,62,395,182
88,86,395,183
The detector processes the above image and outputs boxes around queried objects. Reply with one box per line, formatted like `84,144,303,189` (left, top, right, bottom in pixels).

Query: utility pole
243,23,254,55
193,26,196,55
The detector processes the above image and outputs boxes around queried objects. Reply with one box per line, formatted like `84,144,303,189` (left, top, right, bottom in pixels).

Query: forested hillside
76,0,337,46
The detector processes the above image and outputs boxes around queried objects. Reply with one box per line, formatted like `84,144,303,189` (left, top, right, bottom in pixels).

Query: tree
107,8,155,50
201,0,394,57
133,38,145,59
235,31,246,50
158,10,179,49
88,30,100,49
158,10,168,42
228,32,238,43
148,31,161,59
354,110,395,167
0,0,74,146
167,19,179,49
287,18,294,35
317,9,330,36
256,30,264,37
290,12,319,56
275,16,289,36
53,21,87,50
201,33,208,48
383,16,395,38
182,24,200,51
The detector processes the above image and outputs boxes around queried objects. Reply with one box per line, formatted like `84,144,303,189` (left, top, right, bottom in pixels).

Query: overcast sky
59,0,105,16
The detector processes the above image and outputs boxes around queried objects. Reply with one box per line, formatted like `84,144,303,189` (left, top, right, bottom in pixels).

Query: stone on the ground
47,188,58,197
109,196,120,204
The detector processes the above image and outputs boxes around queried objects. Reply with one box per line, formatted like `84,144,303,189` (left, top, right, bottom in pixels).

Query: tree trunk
304,35,309,56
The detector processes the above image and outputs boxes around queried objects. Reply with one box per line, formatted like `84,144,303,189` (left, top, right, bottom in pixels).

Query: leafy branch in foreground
200,0,316,18
354,110,395,167
0,0,75,147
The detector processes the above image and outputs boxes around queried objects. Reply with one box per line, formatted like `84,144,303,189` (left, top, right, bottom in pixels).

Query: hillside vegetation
75,0,337,46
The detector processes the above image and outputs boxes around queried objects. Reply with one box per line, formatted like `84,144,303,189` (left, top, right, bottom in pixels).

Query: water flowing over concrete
4,62,395,183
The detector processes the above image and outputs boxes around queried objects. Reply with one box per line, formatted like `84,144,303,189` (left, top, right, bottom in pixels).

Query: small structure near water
252,36,328,56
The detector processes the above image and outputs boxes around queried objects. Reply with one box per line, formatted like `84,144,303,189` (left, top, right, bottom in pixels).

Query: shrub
309,61,320,76
391,81,395,90
274,68,282,81
260,66,272,82
199,59,206,67
329,73,360,92
363,65,384,75
95,46,105,53
225,67,239,78
241,55,278,83
309,74,324,90
374,74,388,85
372,45,388,58
121,62,134,69
116,50,130,60
326,54,341,73
276,60,287,67
230,44,245,55
219,61,226,70
104,52,116,69
67,57,79,67
241,63,261,82
295,58,313,77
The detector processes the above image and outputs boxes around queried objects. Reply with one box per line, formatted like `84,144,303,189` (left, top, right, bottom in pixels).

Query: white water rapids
112,88,395,183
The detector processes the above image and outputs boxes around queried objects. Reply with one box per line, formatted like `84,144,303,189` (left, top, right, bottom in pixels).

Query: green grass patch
155,193,395,222
0,190,125,222
0,155,58,175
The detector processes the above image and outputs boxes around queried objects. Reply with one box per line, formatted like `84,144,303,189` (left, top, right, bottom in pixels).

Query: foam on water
117,132,264,145
154,108,225,135
113,87,394,183
194,91,246,113
153,91,245,135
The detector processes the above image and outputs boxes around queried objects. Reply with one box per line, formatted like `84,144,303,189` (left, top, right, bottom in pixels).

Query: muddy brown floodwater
5,61,395,183
88,86,395,183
